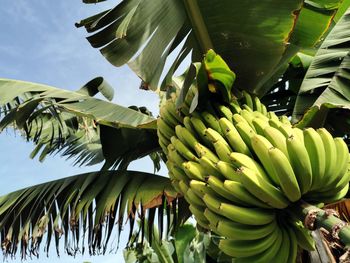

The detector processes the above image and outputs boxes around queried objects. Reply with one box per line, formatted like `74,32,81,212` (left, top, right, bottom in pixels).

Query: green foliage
123,224,229,263
2,1,350,261
293,7,350,128
77,0,346,94
0,170,187,258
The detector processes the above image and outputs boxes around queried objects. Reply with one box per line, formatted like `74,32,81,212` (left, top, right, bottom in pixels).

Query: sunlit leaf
77,0,346,95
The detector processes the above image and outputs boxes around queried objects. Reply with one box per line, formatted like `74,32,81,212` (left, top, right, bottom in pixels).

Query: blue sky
0,1,167,262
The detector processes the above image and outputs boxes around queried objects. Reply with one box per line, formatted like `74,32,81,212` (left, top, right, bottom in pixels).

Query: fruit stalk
291,200,350,247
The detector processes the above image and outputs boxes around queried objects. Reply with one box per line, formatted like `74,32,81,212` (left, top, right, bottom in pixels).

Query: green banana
293,127,304,144
213,102,233,121
175,125,198,149
291,222,316,251
189,115,212,147
263,126,289,158
235,121,256,150
223,180,272,208
229,152,270,182
183,116,197,136
280,115,291,125
218,228,279,258
166,159,177,174
171,164,189,182
203,208,227,235
304,128,326,191
234,227,283,263
233,113,251,126
170,136,198,162
232,113,251,129
216,216,278,241
237,166,290,209
242,104,254,112
165,99,183,123
273,226,290,263
157,118,175,139
201,111,223,134
207,175,246,204
242,90,254,110
250,134,279,185
194,142,219,163
167,144,185,167
261,104,268,116
160,103,180,127
159,89,350,262
268,111,280,123
186,188,205,208
158,130,170,154
240,109,256,130
268,147,301,202
286,224,298,263
189,205,210,229
229,100,242,114
252,110,270,122
252,117,269,135
323,183,349,203
198,156,225,180
178,180,189,197
180,104,190,116
331,167,350,193
212,139,232,163
253,96,262,113
189,180,217,198
158,129,171,147
329,137,349,186
182,161,207,181
204,128,231,149
219,117,252,156
306,182,349,203
286,135,313,194
170,179,181,193
203,192,276,225
317,128,337,187
277,123,294,138
268,118,281,130
216,160,241,181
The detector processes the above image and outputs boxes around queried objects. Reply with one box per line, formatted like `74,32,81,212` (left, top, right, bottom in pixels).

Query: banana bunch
157,89,350,262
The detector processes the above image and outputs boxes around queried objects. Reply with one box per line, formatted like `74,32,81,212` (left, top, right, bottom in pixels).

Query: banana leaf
76,0,349,96
293,7,350,129
0,171,189,258
0,78,160,169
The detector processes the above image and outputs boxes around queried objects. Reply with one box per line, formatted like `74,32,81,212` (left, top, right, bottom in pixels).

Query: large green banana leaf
29,114,104,166
0,78,156,130
0,170,189,258
76,0,349,95
292,7,350,129
0,78,161,169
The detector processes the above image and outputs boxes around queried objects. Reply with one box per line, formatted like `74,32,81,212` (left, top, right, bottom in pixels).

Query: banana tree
2,0,350,262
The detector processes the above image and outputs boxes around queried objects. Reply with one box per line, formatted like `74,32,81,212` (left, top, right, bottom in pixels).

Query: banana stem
291,200,350,248
182,0,214,53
